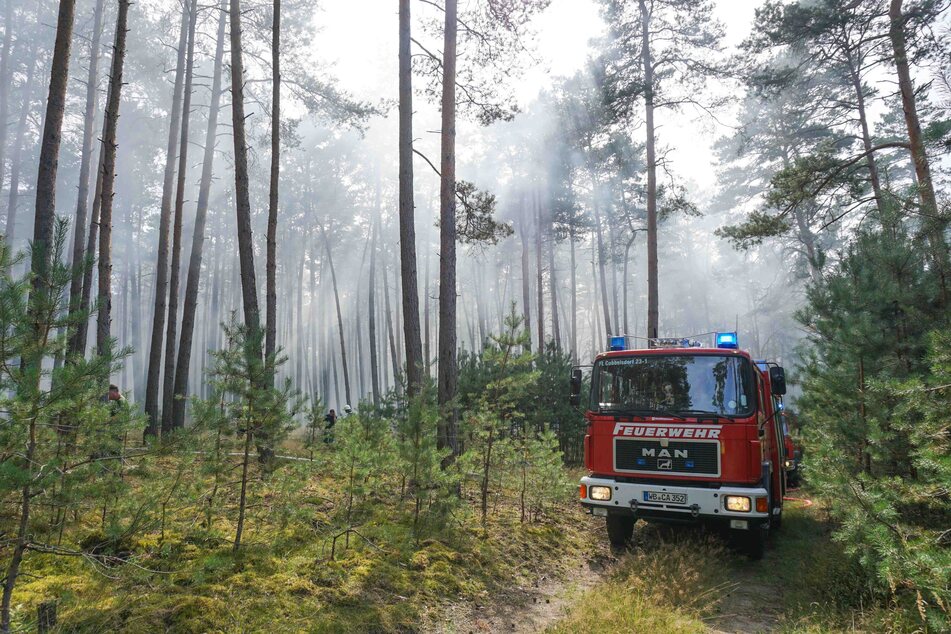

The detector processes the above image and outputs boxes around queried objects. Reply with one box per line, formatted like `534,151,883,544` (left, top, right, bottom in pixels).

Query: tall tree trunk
548,211,560,350
845,55,888,226
96,0,130,358
67,0,105,357
398,0,423,396
639,0,658,341
172,0,226,430
162,0,198,434
229,0,262,343
569,228,577,363
369,220,381,405
623,235,635,334
591,185,612,338
437,0,458,458
76,151,105,356
519,212,532,351
3,0,76,630
383,247,401,389
265,0,280,372
145,5,190,436
889,0,949,301
322,226,351,406
4,45,37,244
0,0,15,223
535,195,545,352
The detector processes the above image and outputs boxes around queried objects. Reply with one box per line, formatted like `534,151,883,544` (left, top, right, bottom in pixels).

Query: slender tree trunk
162,0,198,433
4,46,36,244
639,0,658,341
845,56,888,226
383,247,401,389
889,0,949,301
623,235,634,334
67,0,105,357
229,0,262,343
535,195,545,351
96,0,130,358
437,0,459,458
369,220,381,404
548,211,560,350
3,0,77,629
265,0,280,372
145,5,190,436
591,185,612,337
520,213,532,351
172,0,226,430
322,226,350,405
398,0,423,396
569,229,577,363
0,0,14,210
76,152,105,356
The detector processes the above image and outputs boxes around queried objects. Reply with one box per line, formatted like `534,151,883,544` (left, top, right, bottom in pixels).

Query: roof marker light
716,332,739,349
609,336,626,351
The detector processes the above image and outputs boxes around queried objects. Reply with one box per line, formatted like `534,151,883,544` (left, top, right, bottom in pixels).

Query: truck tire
606,515,634,547
741,526,767,560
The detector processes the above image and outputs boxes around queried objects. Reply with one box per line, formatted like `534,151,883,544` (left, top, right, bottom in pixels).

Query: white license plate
643,491,687,505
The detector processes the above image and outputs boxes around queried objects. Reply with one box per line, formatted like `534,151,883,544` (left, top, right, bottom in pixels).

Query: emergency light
716,332,738,349
609,336,626,351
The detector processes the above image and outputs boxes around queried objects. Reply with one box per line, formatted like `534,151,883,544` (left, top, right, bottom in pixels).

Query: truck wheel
741,526,767,560
606,515,634,547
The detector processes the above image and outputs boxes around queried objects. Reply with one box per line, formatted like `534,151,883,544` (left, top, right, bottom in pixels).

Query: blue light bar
716,332,738,349
609,336,626,351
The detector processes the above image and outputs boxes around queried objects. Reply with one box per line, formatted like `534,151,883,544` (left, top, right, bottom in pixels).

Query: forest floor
432,494,907,634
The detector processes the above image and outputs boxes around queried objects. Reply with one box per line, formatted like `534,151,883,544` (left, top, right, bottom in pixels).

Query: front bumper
580,475,769,526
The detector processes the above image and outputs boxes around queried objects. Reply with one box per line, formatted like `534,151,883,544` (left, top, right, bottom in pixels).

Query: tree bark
548,209,560,351
3,43,37,245
67,0,105,358
369,220,381,405
535,194,545,351
640,0,658,341
591,184,612,338
161,0,198,433
322,225,351,406
172,0,226,430
0,0,15,222
519,211,532,351
398,0,423,395
145,5,190,437
888,0,949,300
437,0,459,458
569,228,577,363
3,1,76,630
229,0,262,344
265,0,280,372
96,0,130,358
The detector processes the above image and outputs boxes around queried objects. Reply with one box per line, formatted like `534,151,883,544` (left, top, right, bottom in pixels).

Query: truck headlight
784,459,794,469
724,495,751,512
589,485,612,501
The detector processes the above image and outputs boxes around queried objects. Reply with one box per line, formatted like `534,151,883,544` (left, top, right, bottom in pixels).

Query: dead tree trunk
96,0,130,358
172,0,226,430
145,5,190,436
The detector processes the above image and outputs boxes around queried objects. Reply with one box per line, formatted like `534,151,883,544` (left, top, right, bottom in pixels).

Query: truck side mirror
769,366,787,396
569,369,583,407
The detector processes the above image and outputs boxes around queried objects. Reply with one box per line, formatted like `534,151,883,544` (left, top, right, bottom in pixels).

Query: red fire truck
570,332,789,559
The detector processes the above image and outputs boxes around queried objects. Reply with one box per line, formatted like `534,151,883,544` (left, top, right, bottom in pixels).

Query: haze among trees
0,0,948,631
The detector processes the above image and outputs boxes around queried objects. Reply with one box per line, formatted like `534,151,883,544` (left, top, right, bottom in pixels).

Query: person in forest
323,408,337,444
94,384,127,463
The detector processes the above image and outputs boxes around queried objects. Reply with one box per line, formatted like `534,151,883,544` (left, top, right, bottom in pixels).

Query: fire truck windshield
589,354,756,418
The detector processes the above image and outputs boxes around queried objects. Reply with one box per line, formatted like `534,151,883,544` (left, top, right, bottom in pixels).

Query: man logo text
641,447,687,458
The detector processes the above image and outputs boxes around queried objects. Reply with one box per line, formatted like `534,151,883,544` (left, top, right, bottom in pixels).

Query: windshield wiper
601,407,686,421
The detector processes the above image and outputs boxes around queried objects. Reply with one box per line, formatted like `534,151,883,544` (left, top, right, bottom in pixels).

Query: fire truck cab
571,333,788,559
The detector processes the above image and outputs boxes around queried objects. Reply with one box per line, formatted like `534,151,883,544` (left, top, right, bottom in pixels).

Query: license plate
643,491,687,505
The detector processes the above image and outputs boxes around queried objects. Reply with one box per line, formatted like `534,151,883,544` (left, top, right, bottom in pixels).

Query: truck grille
614,438,720,476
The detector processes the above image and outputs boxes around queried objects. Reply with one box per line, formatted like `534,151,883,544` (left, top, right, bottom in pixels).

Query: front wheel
606,515,634,547
737,525,767,560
